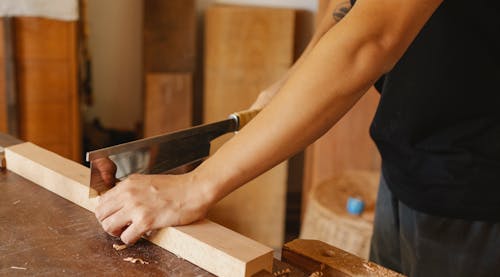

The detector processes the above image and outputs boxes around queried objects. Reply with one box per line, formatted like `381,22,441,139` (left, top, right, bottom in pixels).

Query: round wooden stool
300,170,380,258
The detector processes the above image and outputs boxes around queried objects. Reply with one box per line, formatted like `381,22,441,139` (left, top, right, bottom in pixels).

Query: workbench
0,134,402,276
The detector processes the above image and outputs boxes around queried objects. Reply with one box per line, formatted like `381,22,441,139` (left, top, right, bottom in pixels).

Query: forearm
196,0,442,204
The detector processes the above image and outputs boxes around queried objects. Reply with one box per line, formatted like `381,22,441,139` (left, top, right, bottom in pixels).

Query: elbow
358,39,399,77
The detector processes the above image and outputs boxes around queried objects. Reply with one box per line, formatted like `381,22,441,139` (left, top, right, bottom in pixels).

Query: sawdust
113,243,127,251
10,266,27,270
309,264,325,277
123,257,149,265
12,200,21,205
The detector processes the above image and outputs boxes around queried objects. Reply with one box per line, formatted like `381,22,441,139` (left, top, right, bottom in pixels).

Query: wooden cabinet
0,17,80,161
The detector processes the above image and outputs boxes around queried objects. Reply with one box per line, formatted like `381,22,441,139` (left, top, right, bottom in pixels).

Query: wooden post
204,5,295,249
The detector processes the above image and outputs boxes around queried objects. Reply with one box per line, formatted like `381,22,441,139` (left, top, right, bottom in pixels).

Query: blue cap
346,197,365,215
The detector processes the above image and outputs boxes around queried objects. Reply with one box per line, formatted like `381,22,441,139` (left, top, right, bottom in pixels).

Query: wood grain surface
0,164,304,276
0,169,214,276
143,0,196,73
282,239,404,277
14,17,80,161
144,73,192,137
204,5,295,249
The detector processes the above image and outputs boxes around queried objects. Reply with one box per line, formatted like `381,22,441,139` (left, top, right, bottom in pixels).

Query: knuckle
102,221,112,233
136,213,153,229
121,188,135,200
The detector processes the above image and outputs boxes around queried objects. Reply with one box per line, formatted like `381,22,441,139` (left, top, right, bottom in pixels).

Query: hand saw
86,109,260,198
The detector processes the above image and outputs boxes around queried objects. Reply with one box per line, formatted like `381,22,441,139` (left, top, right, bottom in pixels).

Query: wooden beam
5,142,273,277
204,4,295,249
282,239,404,276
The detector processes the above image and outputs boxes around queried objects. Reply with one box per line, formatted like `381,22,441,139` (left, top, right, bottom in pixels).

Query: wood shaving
273,268,291,276
113,243,127,251
12,200,21,205
123,257,149,265
10,266,27,270
309,263,325,277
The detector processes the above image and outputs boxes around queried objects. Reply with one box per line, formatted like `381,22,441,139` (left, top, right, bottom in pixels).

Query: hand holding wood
95,173,213,245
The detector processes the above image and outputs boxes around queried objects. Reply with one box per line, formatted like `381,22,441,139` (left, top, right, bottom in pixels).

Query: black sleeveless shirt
349,1,500,220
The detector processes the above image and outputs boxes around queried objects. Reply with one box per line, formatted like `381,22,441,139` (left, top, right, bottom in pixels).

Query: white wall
86,0,143,130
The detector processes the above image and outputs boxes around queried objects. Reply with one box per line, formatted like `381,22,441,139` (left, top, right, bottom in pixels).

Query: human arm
251,0,354,110
96,0,443,244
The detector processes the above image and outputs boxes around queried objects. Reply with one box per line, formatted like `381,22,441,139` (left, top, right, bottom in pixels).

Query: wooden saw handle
229,109,261,131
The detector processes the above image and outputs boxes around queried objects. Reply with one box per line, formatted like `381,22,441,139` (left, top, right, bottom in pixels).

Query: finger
120,220,151,245
98,180,127,206
95,192,124,222
100,209,131,237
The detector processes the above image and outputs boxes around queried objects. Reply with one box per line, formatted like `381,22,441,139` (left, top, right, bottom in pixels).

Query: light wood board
283,239,404,277
144,73,192,137
14,17,80,161
5,142,273,277
204,5,295,249
143,0,196,73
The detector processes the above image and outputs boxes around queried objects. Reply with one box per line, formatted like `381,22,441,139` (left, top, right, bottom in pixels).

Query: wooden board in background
302,2,381,216
0,19,6,133
143,0,196,73
144,73,192,137
204,5,295,249
14,17,80,161
143,0,196,138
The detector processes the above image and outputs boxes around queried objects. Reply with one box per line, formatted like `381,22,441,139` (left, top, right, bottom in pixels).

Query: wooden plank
282,239,404,276
0,170,215,276
204,5,295,249
143,0,196,73
14,17,81,161
5,142,273,277
144,73,192,137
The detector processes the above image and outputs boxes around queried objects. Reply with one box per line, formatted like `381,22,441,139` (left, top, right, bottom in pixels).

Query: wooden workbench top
0,168,215,276
0,167,308,276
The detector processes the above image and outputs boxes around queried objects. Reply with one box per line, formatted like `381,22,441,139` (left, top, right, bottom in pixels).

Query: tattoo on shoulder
332,1,352,22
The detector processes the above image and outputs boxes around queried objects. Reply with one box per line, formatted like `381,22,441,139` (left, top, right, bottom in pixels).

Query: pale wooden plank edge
5,142,273,277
